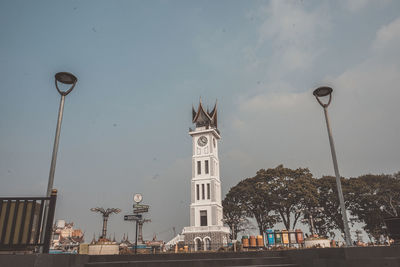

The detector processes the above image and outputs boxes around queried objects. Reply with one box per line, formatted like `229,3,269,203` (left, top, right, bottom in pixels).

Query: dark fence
0,189,57,253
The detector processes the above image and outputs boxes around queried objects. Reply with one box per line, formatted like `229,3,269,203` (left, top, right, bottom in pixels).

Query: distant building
51,220,84,253
86,231,119,255
145,234,165,253
88,241,119,255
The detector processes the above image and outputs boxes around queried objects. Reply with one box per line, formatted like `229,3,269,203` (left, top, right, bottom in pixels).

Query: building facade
182,100,230,251
51,220,84,253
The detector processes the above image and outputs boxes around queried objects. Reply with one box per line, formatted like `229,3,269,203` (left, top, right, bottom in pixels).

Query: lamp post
46,72,77,197
313,86,352,246
42,72,77,251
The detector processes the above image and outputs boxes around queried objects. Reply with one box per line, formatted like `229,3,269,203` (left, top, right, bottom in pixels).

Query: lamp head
55,72,77,96
313,86,332,97
55,72,77,84
313,86,333,107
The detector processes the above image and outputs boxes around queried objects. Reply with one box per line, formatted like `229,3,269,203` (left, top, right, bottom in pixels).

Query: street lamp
41,72,77,251
313,86,352,246
46,72,77,197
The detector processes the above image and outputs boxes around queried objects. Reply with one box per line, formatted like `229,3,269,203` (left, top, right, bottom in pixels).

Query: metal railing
0,189,57,253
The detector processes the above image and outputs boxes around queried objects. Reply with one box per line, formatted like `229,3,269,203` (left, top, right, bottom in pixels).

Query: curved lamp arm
313,86,333,108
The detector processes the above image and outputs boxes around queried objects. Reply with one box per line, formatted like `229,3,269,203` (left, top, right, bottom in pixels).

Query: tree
239,177,280,234
223,175,279,235
257,165,318,230
347,173,400,241
222,186,248,240
314,176,354,238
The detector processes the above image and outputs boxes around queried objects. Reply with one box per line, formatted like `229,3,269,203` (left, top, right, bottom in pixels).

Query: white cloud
373,17,400,52
343,0,374,12
240,89,309,113
228,15,400,178
245,0,331,76
258,1,326,45
342,0,391,12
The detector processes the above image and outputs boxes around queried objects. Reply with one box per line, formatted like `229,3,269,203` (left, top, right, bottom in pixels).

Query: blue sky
1,0,400,242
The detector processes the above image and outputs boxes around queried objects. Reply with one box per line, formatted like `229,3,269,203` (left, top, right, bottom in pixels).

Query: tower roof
192,100,218,129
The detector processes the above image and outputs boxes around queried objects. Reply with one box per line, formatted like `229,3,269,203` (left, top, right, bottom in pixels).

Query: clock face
197,136,208,147
134,193,143,203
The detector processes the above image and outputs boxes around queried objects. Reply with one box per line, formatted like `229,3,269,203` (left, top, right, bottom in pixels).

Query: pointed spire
209,100,218,128
91,233,96,244
208,100,217,118
192,98,218,129
192,105,196,121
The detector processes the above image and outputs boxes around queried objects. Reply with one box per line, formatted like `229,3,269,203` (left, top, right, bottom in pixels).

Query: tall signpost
124,193,150,254
313,86,352,246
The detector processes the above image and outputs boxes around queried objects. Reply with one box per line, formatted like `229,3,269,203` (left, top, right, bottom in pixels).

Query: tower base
182,226,230,251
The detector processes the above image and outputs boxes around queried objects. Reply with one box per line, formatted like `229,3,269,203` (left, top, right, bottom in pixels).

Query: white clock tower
182,100,230,251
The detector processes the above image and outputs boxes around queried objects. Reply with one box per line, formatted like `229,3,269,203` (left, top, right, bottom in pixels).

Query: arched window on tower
204,237,211,251
194,238,202,251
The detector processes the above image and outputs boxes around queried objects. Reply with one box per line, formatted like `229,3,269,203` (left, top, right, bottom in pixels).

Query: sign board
133,208,149,214
133,204,150,209
124,214,142,221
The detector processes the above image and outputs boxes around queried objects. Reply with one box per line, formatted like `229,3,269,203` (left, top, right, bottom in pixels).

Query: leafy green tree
237,177,280,234
222,186,248,240
257,165,318,230
347,173,400,240
304,176,345,238
314,176,354,238
223,175,279,235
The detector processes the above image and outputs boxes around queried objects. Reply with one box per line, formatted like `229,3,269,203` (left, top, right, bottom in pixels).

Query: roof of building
192,99,218,129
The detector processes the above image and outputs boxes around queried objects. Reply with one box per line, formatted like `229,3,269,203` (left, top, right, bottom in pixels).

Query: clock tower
182,100,230,251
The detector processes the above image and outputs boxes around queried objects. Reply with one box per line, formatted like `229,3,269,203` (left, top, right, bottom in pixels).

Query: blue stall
266,229,275,246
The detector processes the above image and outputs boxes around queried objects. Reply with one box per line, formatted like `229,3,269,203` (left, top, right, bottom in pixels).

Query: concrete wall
0,254,89,267
88,244,119,255
1,247,400,267
282,247,400,267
